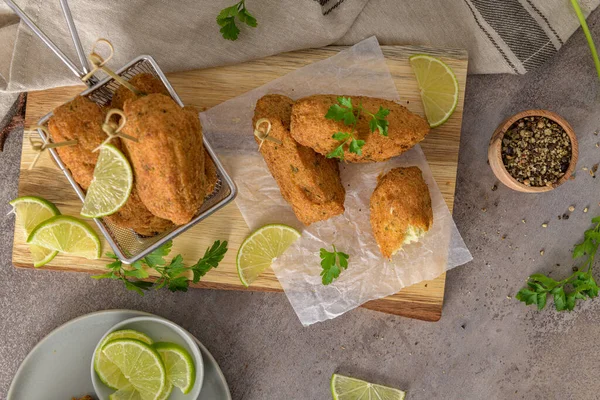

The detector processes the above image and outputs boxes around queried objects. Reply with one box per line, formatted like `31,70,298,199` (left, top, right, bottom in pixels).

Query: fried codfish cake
204,150,218,195
122,93,207,225
290,95,430,163
48,96,106,189
370,167,433,258
48,96,173,236
253,94,345,225
111,73,169,109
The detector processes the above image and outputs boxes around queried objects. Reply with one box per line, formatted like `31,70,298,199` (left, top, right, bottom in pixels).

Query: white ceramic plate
7,310,231,400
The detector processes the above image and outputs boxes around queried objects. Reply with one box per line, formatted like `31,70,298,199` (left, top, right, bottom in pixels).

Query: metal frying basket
6,0,237,264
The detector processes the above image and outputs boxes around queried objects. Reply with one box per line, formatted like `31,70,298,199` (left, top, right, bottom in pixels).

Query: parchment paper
200,36,472,326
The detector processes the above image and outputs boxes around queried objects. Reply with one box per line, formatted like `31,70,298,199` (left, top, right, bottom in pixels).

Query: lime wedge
95,330,154,390
331,374,406,400
236,224,301,287
109,386,143,400
81,144,133,218
102,339,166,400
9,196,60,267
409,54,459,128
27,215,101,259
154,342,196,394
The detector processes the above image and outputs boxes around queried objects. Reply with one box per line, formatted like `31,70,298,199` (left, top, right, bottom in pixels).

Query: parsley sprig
319,245,349,285
217,0,257,41
516,217,600,311
93,240,228,295
325,97,390,160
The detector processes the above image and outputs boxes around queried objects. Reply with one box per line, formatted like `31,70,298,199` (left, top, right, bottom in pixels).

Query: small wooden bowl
488,109,578,193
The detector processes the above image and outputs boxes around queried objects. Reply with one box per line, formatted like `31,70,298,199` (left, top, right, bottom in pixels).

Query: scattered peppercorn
563,213,570,220
492,184,498,192
501,116,571,187
569,206,575,212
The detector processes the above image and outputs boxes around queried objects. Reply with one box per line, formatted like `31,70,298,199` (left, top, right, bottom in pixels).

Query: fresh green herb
571,0,600,81
319,244,349,285
216,0,257,41
516,217,600,311
93,240,228,295
324,97,390,160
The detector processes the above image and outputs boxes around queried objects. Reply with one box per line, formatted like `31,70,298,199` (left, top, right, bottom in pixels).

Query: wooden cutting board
13,45,468,322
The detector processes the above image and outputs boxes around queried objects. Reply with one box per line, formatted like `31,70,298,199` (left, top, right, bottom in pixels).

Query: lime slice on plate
102,339,166,400
236,224,301,287
154,342,196,394
81,144,133,218
109,386,143,400
27,215,102,259
156,382,173,400
331,374,406,400
409,54,459,128
94,329,154,390
9,196,60,267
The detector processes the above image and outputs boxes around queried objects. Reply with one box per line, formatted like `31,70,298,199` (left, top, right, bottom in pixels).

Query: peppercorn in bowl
488,110,578,193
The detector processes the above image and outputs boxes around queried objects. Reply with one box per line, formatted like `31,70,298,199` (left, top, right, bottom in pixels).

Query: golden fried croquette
122,93,207,225
105,189,174,236
48,96,106,189
111,73,169,109
49,96,172,236
370,167,433,258
290,95,430,163
204,150,218,195
253,94,345,225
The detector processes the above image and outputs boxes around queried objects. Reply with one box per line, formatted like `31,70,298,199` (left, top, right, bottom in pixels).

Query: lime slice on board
154,342,196,394
236,224,301,287
9,196,60,267
102,339,166,400
81,144,133,218
94,329,154,390
331,374,406,400
409,54,459,128
27,215,102,259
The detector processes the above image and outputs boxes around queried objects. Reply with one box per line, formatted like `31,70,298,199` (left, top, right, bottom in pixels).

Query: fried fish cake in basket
111,73,169,109
48,96,106,189
291,95,430,163
48,96,173,236
122,93,207,225
253,94,345,225
204,150,218,195
370,167,433,258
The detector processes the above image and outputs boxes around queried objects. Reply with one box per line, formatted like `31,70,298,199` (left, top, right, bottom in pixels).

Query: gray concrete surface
3,12,600,400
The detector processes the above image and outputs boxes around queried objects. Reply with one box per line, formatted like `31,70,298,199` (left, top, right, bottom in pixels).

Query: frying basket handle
4,0,97,85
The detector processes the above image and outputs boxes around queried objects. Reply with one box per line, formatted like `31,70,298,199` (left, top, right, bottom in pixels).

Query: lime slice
331,374,406,400
156,382,173,400
95,330,154,390
9,196,60,267
102,339,166,400
154,342,196,394
236,224,301,287
81,144,133,218
409,54,459,128
27,215,102,259
109,386,143,400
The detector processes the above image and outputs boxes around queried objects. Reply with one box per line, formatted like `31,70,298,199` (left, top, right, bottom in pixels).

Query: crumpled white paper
200,36,473,326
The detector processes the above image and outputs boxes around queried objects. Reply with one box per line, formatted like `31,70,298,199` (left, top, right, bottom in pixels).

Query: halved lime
102,339,166,400
81,144,133,218
154,342,196,394
9,196,60,267
27,215,101,259
236,224,301,287
95,330,154,390
109,386,143,400
409,54,459,128
331,374,406,400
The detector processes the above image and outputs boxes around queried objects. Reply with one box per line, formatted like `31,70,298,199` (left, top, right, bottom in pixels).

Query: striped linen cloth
0,0,598,139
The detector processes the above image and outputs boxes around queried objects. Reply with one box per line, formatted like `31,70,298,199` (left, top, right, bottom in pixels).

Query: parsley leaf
217,0,257,41
516,217,600,311
319,245,349,285
324,97,391,160
94,240,228,295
